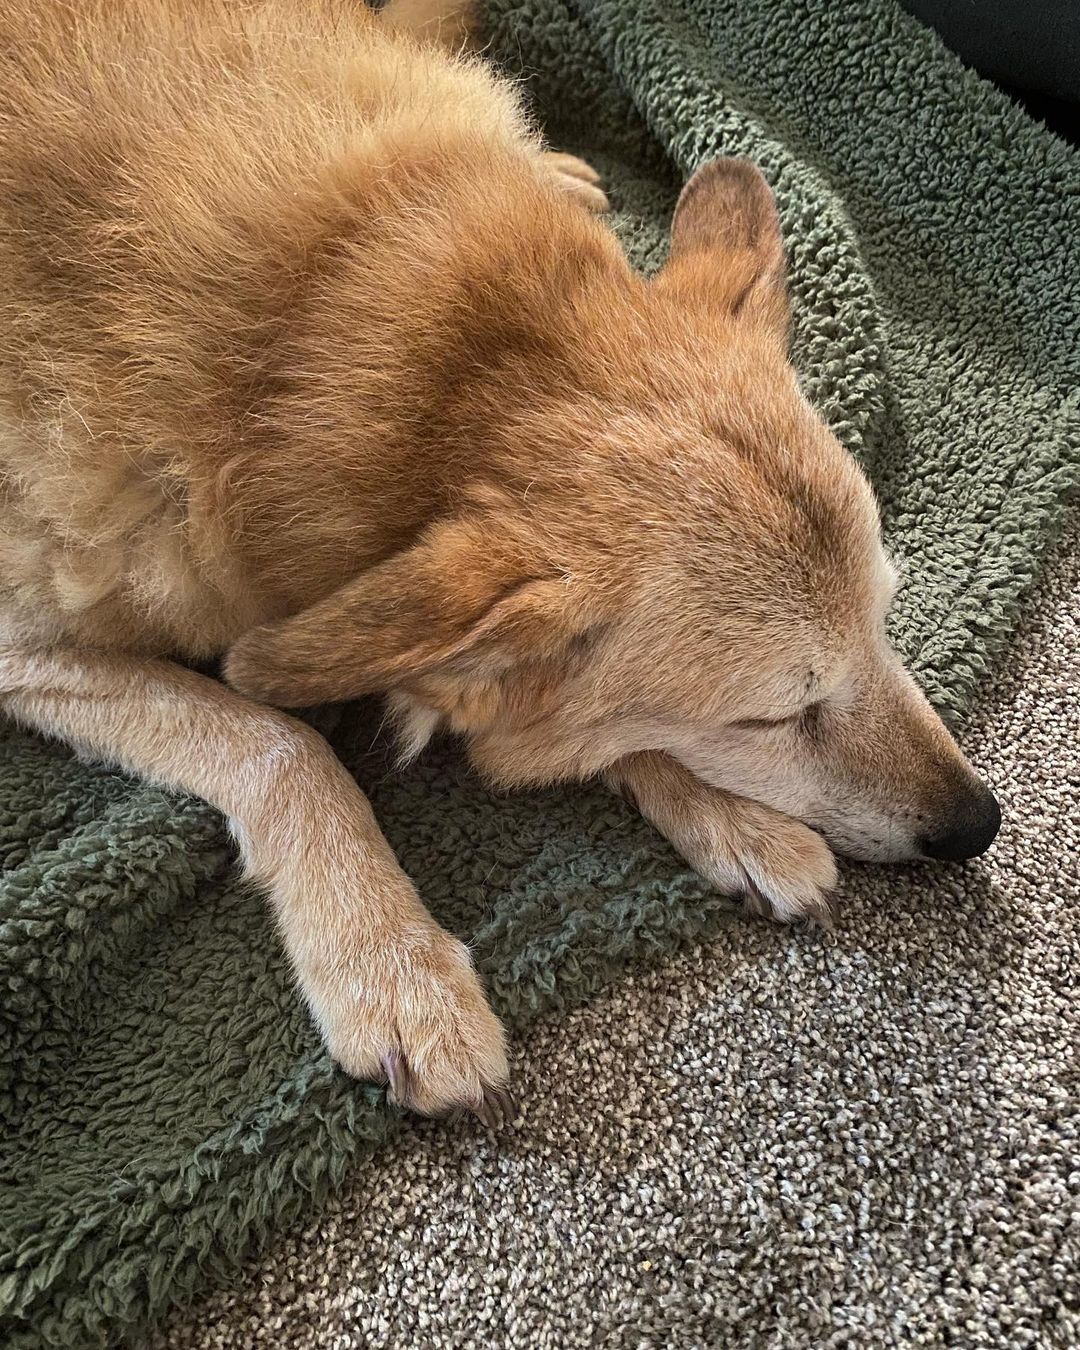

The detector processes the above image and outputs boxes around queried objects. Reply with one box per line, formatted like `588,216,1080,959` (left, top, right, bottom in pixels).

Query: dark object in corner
897,0,1080,144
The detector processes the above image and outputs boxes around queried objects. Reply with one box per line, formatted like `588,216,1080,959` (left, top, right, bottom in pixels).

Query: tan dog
0,0,999,1118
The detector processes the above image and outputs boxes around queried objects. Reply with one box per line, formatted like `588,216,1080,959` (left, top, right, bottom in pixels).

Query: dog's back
0,0,540,652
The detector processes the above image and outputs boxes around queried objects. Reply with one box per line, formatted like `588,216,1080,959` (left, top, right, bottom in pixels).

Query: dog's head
225,158,999,864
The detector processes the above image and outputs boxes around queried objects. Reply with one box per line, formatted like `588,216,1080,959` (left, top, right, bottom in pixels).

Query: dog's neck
223,169,645,616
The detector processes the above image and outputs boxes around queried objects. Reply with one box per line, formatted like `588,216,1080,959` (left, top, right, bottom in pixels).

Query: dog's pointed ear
656,158,789,340
223,518,593,708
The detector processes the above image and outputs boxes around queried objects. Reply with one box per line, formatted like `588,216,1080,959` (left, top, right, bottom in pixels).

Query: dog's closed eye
731,701,824,733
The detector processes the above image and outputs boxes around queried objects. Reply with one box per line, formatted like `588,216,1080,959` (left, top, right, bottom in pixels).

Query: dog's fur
0,0,999,1116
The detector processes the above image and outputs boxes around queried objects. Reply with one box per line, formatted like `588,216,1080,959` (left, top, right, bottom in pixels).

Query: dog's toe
543,151,610,212
738,821,839,926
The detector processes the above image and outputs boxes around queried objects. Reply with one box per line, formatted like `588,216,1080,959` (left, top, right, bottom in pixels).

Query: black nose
918,786,1002,861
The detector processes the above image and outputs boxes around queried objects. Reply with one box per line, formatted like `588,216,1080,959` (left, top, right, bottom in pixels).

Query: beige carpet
159,530,1079,1350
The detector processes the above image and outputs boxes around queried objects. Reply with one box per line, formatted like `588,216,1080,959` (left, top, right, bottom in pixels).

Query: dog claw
381,1050,412,1107
739,885,770,920
810,896,838,932
473,1085,517,1130
491,1086,518,1124
380,1052,515,1128
473,1096,497,1129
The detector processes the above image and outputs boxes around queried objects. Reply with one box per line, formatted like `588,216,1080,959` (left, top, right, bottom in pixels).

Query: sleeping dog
0,0,999,1118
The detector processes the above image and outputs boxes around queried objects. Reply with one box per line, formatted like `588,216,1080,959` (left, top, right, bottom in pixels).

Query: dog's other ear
657,158,789,340
223,517,592,707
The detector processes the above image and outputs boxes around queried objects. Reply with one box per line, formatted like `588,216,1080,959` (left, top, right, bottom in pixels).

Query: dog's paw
730,817,839,927
681,807,839,927
608,754,838,926
543,151,610,213
309,921,511,1122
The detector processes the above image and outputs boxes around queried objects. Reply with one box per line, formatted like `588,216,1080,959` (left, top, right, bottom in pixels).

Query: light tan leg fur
380,0,477,50
0,647,510,1119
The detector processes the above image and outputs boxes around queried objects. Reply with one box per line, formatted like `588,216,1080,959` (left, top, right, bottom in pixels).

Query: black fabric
898,0,1080,110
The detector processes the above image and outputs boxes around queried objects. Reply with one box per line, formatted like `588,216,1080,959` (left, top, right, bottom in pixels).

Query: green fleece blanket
2,2,1078,1345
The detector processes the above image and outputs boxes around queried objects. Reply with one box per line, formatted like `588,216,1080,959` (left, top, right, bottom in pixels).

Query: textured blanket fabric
1,2,1077,1345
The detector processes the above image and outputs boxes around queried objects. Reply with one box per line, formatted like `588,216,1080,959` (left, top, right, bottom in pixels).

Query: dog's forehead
620,470,890,684
675,452,882,593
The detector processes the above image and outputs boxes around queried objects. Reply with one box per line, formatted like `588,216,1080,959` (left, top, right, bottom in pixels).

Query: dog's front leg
604,752,838,925
0,647,509,1119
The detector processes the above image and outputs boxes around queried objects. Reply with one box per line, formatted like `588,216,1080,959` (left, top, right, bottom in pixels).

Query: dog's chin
811,820,920,865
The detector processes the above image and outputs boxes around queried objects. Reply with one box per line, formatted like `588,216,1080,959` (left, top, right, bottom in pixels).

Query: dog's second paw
543,151,610,213
682,809,838,926
608,754,839,927
730,817,839,928
308,920,511,1122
